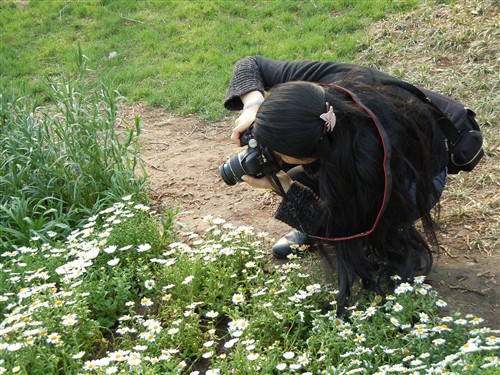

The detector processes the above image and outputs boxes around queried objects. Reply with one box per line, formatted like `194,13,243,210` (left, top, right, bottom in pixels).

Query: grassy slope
354,0,498,129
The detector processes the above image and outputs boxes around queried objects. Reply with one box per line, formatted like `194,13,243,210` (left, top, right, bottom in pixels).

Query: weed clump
105,207,162,254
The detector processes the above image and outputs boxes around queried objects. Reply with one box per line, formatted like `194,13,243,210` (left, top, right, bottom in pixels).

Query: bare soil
121,104,499,328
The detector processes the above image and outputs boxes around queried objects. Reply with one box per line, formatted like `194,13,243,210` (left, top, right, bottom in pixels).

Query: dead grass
355,0,498,119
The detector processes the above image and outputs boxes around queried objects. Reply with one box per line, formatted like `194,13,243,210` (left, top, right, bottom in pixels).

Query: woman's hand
241,171,292,194
231,91,264,146
231,109,258,145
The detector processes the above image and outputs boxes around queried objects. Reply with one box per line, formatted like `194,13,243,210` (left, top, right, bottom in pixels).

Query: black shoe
412,251,432,276
272,230,310,259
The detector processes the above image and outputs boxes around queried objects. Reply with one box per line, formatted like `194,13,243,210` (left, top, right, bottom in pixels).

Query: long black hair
254,72,447,312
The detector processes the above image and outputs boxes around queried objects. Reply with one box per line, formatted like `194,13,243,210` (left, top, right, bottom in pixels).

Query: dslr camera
219,127,280,186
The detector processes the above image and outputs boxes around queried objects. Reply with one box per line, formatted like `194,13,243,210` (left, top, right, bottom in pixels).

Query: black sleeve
224,56,358,110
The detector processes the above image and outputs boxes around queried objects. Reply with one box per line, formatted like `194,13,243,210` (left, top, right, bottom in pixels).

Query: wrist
277,172,292,194
243,97,264,110
241,91,264,110
281,179,292,194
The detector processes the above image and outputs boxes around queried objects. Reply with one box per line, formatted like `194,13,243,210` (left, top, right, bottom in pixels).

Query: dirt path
122,104,499,327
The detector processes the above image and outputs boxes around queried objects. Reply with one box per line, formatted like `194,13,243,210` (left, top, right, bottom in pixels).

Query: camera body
219,127,280,186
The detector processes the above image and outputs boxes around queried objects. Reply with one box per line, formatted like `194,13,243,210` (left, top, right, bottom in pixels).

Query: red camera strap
311,83,392,242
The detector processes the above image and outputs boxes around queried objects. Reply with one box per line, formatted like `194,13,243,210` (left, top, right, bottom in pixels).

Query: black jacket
224,56,448,236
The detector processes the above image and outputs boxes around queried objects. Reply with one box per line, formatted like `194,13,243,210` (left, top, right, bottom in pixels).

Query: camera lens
219,151,247,185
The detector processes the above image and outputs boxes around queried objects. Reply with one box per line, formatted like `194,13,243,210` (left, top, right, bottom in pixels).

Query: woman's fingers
241,175,272,190
231,109,258,145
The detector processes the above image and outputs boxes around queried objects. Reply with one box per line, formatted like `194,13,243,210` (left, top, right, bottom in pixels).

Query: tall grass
0,49,148,251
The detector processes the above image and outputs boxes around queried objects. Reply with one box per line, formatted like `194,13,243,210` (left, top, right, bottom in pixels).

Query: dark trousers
286,165,320,195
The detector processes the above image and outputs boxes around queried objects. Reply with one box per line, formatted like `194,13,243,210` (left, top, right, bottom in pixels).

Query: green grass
1,0,420,120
